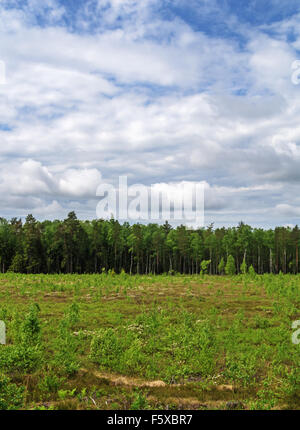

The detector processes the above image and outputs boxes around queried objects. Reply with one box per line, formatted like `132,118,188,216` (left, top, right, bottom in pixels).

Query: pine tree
225,255,236,275
240,257,247,274
218,257,225,275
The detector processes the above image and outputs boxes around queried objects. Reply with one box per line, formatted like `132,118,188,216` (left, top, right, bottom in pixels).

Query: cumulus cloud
0,1,299,225
0,159,103,198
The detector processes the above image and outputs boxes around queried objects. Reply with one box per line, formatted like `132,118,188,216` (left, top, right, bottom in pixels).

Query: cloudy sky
1,0,300,227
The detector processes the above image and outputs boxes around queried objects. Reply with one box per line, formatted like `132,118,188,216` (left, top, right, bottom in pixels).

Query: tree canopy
0,214,299,275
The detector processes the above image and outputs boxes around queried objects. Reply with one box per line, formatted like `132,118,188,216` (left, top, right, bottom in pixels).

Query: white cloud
59,168,102,197
0,1,299,225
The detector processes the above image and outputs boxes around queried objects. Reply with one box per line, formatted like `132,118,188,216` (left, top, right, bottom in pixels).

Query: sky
1,0,300,227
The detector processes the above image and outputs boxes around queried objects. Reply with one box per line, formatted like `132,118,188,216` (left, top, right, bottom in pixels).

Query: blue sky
5,0,300,31
0,0,300,227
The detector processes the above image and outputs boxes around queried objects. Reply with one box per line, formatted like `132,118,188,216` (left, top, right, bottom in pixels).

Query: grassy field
0,272,299,410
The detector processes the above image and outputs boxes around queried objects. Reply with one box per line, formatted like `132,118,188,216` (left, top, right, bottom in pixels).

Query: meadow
0,272,299,410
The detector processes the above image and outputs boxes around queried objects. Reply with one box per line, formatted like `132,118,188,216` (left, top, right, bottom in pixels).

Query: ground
0,272,299,410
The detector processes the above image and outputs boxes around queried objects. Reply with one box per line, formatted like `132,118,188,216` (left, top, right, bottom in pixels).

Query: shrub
248,265,256,278
38,373,63,394
130,391,149,410
0,344,43,373
65,302,80,327
0,304,43,373
0,374,24,410
218,258,225,275
225,255,236,275
21,303,41,345
90,328,145,374
240,257,247,274
200,260,211,275
52,309,80,376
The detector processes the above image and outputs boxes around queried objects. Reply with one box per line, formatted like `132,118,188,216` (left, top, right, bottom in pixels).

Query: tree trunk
169,255,172,272
130,253,133,275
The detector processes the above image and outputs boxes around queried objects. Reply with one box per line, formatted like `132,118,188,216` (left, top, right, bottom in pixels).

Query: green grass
0,272,299,410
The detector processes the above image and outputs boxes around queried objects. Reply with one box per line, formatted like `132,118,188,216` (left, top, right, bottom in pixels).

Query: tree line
0,211,300,275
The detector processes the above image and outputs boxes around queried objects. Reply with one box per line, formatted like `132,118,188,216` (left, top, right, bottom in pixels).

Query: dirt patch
147,395,227,409
216,384,235,392
80,369,166,388
80,369,235,393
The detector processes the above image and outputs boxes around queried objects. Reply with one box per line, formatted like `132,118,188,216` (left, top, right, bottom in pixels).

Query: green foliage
248,265,256,277
225,255,236,275
0,374,24,410
90,328,144,374
0,213,298,275
8,253,25,273
0,304,43,373
38,373,63,394
21,303,41,345
240,257,247,274
218,257,225,275
52,305,81,376
130,391,149,410
58,388,77,400
90,310,217,383
225,353,258,387
0,345,43,373
0,272,299,409
64,302,80,327
200,260,211,274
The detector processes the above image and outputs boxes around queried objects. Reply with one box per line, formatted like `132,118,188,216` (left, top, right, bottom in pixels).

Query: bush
38,373,63,394
64,302,80,327
0,344,43,373
225,255,236,275
248,265,256,278
240,257,247,274
21,303,41,345
200,260,211,275
52,309,80,376
90,311,218,382
90,328,145,374
0,374,24,410
218,258,225,275
0,304,43,373
130,391,149,410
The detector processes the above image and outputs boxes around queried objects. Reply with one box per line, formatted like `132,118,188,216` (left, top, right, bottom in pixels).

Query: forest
0,211,299,275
